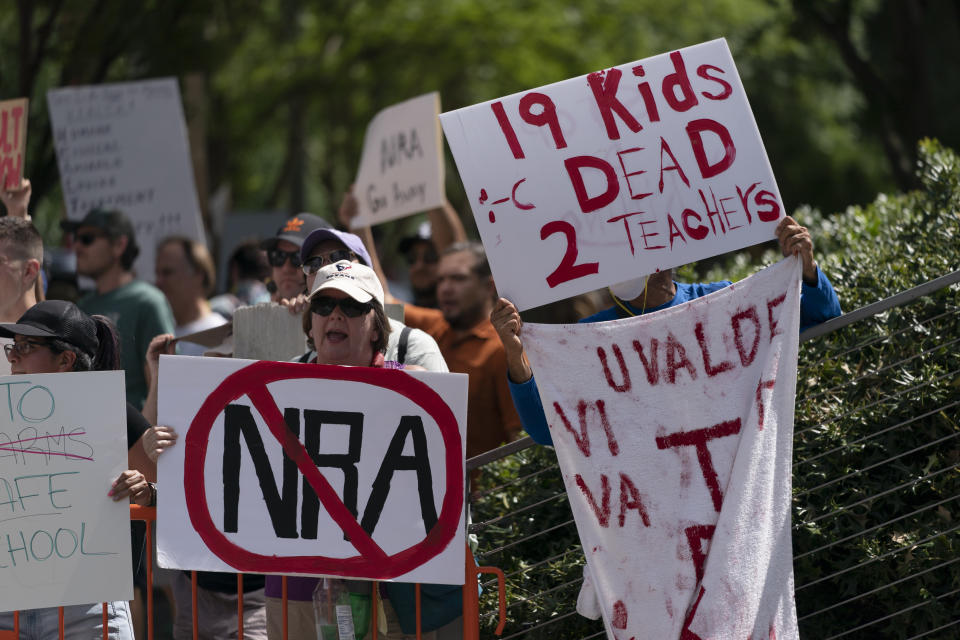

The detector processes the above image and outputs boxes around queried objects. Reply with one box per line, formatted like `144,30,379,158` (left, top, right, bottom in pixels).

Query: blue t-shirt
509,267,842,445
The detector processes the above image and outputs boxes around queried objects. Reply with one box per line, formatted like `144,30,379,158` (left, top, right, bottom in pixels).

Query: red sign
183,360,463,578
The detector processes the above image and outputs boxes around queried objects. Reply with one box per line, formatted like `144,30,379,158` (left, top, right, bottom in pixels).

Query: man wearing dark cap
62,208,174,409
398,221,440,308
260,213,331,305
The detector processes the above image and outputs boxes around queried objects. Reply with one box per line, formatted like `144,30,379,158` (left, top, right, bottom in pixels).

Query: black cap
398,221,434,255
0,300,98,358
60,208,136,241
260,213,332,251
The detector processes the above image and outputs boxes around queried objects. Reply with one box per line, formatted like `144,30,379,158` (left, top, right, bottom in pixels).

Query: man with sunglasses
260,213,332,305
61,208,175,409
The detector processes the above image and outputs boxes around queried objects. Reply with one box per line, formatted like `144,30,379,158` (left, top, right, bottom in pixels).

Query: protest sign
0,98,28,190
0,371,132,612
47,78,206,280
440,38,783,310
522,258,802,639
157,356,468,585
352,92,446,227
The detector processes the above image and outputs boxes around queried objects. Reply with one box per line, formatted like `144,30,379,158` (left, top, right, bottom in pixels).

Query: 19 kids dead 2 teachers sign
157,356,468,585
440,38,784,310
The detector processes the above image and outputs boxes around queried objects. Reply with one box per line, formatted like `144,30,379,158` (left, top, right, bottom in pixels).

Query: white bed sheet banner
0,371,132,612
441,38,783,310
157,356,468,585
47,77,207,281
522,257,802,639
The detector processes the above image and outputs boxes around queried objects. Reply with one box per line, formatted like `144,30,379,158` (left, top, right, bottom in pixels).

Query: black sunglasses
267,249,302,268
302,250,357,275
404,247,438,266
310,295,372,318
76,232,106,246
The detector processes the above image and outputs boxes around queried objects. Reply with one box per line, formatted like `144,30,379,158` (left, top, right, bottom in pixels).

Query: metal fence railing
467,270,960,640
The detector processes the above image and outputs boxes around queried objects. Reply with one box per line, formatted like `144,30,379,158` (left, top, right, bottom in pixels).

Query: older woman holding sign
0,300,156,640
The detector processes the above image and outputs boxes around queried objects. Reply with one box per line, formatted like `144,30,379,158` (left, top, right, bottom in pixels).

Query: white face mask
609,274,650,301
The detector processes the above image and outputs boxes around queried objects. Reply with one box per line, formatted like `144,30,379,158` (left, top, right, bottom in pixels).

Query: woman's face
6,336,74,375
309,289,379,366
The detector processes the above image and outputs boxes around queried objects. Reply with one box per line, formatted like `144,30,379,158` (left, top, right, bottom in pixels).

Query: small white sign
47,78,207,281
440,38,784,310
352,92,446,227
157,356,468,585
0,371,132,612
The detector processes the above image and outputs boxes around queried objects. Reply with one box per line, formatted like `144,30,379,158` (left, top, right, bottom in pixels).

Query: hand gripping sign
157,356,467,585
440,38,784,310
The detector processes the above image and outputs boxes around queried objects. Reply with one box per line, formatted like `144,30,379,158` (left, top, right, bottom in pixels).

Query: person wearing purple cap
260,213,332,305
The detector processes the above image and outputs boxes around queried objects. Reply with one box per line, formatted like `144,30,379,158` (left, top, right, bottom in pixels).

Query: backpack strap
397,326,413,364
297,351,313,363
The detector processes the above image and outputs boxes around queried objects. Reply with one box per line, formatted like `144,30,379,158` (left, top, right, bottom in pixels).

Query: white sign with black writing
0,371,132,612
440,38,783,310
352,92,446,227
157,356,468,585
47,77,206,280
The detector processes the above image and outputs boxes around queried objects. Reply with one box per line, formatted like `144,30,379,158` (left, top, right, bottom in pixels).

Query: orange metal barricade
4,505,507,640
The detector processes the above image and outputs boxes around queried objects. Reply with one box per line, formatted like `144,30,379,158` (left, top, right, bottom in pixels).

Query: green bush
472,139,959,638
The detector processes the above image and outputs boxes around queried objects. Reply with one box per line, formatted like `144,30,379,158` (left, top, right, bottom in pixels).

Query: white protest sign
352,92,445,227
0,371,133,612
441,38,783,310
0,98,28,189
47,78,206,280
522,258,802,639
157,356,467,585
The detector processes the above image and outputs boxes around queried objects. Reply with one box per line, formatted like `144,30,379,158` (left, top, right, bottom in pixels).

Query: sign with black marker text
157,356,467,585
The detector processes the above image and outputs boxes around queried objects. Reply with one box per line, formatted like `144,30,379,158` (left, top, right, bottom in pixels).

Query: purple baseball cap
299,228,372,267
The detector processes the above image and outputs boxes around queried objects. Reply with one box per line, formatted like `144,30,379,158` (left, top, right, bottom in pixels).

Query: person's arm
426,201,467,253
338,186,393,299
143,333,176,425
775,215,842,330
490,298,554,444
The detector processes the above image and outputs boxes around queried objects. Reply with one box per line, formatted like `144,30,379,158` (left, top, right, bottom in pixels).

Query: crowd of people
0,170,841,640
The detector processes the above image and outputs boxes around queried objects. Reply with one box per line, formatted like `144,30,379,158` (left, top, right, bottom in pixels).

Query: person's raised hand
0,174,32,219
142,425,179,462
279,293,310,315
776,215,818,285
491,298,533,383
146,333,176,382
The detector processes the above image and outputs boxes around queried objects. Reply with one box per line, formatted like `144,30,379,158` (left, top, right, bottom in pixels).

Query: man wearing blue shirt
491,215,842,445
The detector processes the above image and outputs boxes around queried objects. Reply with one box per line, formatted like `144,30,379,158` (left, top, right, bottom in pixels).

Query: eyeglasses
267,249,302,268
76,232,106,246
302,250,357,275
310,295,372,318
4,340,50,360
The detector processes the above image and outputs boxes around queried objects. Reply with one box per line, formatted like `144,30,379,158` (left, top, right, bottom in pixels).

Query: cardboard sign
352,92,445,227
157,356,468,585
522,258,802,639
440,38,784,310
47,78,206,280
0,371,133,612
0,98,28,190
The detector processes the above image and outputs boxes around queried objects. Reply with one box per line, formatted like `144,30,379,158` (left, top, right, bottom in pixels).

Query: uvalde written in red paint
522,258,802,640
440,38,783,310
156,356,467,585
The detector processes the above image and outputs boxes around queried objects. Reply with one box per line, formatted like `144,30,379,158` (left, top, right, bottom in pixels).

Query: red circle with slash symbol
183,360,463,578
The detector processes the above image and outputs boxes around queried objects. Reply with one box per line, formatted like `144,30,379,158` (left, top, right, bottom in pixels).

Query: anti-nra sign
156,356,467,585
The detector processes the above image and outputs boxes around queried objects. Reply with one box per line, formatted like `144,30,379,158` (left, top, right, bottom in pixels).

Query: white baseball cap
308,260,384,306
